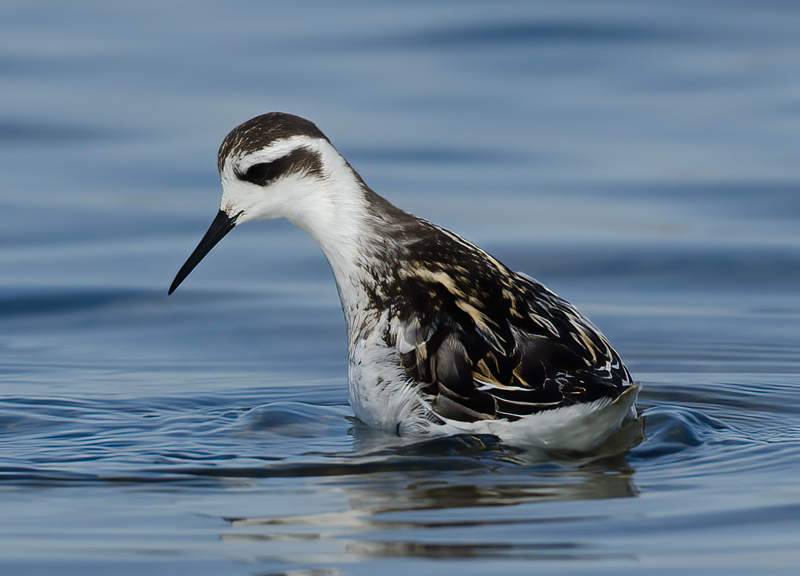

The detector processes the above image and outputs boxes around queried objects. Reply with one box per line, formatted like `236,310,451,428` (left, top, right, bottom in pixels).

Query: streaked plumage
169,112,639,451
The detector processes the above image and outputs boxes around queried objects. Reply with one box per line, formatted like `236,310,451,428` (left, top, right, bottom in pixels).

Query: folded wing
388,266,632,423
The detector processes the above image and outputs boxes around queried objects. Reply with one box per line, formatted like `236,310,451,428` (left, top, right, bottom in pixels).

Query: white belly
347,330,427,434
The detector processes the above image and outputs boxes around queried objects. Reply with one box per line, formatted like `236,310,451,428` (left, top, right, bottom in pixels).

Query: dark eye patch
236,147,323,186
241,162,274,184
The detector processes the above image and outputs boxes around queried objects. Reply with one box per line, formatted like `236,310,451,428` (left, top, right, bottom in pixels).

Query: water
2,0,800,573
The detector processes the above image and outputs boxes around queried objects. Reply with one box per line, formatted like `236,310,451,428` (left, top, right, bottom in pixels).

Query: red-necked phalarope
169,112,639,451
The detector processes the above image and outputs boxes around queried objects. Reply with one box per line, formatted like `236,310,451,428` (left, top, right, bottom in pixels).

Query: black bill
168,210,239,295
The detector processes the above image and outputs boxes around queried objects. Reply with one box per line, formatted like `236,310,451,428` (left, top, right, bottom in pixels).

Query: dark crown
217,112,330,173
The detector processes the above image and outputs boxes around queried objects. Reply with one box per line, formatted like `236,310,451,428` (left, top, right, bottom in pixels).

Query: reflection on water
198,377,800,569
221,437,641,564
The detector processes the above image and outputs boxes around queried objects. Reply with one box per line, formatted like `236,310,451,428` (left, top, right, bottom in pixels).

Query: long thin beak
168,210,239,295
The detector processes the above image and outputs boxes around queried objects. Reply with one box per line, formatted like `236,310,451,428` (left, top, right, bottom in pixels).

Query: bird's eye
240,162,274,186
236,147,323,186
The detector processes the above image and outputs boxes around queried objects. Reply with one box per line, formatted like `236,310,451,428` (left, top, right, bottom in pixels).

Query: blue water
3,1,800,574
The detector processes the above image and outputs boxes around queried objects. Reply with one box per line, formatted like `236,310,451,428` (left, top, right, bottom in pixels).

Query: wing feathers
385,231,632,424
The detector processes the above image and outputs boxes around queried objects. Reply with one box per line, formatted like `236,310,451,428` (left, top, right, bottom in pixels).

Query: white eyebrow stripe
234,136,324,172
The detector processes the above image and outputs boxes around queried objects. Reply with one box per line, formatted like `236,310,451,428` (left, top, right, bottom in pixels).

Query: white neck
281,143,401,331
221,137,407,330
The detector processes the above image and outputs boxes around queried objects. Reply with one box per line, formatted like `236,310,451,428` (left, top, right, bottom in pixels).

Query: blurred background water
2,0,800,574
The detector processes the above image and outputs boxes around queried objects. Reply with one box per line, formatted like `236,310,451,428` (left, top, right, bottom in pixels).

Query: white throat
221,137,393,327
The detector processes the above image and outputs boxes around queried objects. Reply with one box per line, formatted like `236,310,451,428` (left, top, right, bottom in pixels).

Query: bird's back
370,217,633,425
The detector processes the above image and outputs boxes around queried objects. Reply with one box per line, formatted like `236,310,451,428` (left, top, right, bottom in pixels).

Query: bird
168,112,639,452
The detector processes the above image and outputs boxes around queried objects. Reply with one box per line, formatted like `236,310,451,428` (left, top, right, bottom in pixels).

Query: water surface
2,1,800,574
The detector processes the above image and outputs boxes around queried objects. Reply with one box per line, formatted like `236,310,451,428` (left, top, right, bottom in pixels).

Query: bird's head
169,112,360,295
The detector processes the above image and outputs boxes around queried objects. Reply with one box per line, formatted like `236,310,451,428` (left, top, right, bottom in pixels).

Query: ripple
0,375,797,493
632,406,727,458
237,402,351,438
0,288,164,317
350,20,681,51
0,120,126,143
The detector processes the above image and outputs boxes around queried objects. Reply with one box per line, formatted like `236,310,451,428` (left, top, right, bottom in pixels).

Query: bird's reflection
222,413,644,564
